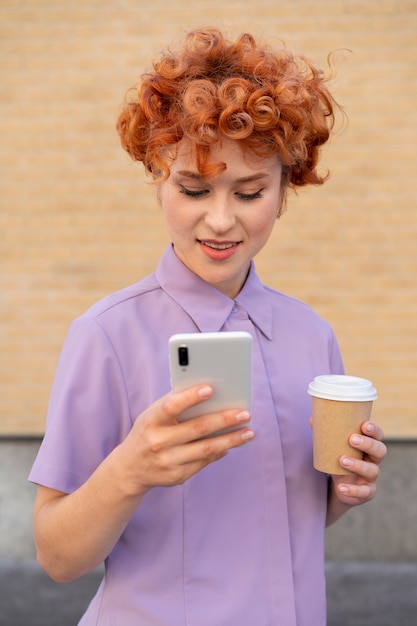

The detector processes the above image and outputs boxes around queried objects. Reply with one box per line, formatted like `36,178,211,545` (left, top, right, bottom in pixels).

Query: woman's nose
204,198,236,233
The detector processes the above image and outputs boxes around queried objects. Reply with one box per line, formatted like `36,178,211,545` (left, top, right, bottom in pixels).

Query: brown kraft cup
308,375,377,475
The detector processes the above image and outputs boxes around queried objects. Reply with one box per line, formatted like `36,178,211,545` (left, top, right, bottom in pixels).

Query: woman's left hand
327,420,387,524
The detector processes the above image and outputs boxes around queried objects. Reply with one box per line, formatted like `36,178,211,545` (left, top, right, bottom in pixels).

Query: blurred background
1,0,416,623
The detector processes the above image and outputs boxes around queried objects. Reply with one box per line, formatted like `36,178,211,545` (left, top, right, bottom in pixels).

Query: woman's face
158,138,285,299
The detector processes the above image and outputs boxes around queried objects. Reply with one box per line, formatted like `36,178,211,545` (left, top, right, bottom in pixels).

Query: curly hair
116,27,342,188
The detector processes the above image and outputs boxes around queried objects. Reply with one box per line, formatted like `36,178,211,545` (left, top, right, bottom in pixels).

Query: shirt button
231,305,238,314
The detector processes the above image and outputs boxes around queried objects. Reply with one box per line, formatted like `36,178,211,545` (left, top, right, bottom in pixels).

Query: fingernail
241,429,255,441
351,435,363,446
339,485,349,494
198,385,212,398
342,457,353,468
236,410,250,422
365,422,374,433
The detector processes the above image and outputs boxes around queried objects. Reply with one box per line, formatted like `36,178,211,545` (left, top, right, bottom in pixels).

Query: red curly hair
116,27,341,188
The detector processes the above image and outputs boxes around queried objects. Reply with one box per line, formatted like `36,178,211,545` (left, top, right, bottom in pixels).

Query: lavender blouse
29,245,344,625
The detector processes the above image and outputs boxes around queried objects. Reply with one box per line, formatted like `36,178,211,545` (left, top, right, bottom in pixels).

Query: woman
30,27,386,625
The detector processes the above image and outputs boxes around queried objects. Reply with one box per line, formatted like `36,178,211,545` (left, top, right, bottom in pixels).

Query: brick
0,0,416,437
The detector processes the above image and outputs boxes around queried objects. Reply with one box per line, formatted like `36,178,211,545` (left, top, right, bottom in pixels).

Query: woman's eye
179,186,209,198
236,189,264,201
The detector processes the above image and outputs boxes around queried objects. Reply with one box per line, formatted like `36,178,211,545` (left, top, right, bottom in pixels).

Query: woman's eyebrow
175,170,269,183
176,170,204,180
234,173,270,184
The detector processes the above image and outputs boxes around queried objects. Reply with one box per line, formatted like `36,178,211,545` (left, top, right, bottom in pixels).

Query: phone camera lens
178,346,189,367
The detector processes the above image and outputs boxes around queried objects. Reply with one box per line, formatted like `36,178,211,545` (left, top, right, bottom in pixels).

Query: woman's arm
326,420,387,526
33,451,144,583
33,383,254,582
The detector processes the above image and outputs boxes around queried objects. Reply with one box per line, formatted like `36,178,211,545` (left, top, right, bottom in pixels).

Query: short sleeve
28,317,133,493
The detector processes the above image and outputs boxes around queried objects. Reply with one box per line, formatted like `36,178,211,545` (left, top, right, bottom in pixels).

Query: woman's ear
156,184,163,207
276,165,290,219
276,188,288,219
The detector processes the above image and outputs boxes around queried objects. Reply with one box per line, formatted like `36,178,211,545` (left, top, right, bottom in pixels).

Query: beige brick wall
1,0,416,437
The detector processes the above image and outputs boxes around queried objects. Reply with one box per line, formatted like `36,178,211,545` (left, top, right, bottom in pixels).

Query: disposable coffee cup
308,375,377,475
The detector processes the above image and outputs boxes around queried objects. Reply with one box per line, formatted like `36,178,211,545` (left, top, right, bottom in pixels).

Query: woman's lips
198,239,240,261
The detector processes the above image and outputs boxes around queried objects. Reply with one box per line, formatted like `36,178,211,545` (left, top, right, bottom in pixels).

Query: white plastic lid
308,374,377,402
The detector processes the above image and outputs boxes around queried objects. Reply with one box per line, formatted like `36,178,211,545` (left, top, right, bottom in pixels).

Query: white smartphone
169,331,252,434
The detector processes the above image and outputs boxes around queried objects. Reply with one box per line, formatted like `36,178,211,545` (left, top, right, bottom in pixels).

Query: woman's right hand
114,383,254,496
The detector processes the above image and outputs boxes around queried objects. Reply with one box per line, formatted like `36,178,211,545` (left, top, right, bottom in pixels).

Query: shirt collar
155,245,273,339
